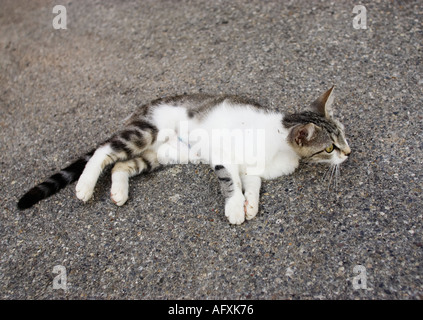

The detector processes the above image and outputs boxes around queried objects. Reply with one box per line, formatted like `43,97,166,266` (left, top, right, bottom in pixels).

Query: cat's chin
300,158,321,164
303,157,347,166
328,154,349,165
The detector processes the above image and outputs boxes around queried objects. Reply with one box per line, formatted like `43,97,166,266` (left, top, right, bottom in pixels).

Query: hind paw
110,172,129,206
75,177,95,202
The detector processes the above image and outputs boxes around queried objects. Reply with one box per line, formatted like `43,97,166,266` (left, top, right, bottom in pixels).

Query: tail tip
17,195,35,210
17,188,44,210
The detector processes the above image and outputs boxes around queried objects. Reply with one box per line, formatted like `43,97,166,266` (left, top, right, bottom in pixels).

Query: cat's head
284,86,351,165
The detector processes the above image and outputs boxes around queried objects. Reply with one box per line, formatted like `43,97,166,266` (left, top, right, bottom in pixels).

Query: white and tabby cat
18,86,350,224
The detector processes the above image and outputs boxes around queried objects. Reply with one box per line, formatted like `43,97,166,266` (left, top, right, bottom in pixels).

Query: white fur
76,144,114,202
225,191,246,225
151,102,300,178
110,171,129,206
241,175,261,220
331,151,349,165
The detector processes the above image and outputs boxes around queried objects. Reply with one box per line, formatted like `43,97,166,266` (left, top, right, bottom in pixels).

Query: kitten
17,86,351,224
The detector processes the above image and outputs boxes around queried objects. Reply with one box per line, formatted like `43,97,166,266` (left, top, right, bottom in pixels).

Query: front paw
225,193,246,225
244,191,259,220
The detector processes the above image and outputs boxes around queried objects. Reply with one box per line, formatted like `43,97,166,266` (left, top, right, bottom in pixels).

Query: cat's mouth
333,153,349,165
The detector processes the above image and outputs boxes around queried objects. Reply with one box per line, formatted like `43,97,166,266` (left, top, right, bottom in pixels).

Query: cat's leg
214,164,246,225
241,175,261,220
76,119,157,202
75,144,123,202
110,150,159,206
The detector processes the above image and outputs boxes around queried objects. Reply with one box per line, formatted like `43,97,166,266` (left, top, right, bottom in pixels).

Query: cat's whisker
322,165,332,181
334,164,340,191
333,165,337,189
327,164,336,191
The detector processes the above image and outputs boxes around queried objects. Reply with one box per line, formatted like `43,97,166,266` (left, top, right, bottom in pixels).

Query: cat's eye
325,144,334,153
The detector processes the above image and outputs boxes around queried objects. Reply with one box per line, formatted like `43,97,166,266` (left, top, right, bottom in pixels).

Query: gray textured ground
1,0,422,300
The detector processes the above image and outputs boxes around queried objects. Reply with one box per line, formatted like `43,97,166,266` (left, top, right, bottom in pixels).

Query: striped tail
17,150,95,210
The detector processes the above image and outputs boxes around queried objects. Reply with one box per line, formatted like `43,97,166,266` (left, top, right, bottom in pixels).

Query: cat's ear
293,123,316,147
309,86,335,118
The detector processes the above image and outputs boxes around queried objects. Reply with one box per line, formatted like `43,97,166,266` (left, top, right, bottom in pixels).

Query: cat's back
134,93,265,118
130,93,280,135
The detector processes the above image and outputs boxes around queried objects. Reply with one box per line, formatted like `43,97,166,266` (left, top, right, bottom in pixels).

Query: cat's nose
343,146,351,156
